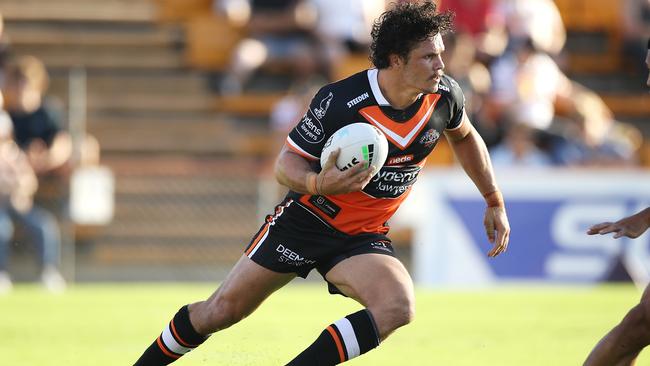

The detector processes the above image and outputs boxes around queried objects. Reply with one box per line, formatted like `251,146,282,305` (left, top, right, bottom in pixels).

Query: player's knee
194,294,248,333
374,293,416,331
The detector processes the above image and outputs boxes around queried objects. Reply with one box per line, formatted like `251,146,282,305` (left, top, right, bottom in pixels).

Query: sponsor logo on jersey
365,165,421,198
276,244,316,266
437,83,450,93
313,92,333,120
347,92,369,108
386,154,414,166
296,112,325,144
308,195,341,218
419,129,440,148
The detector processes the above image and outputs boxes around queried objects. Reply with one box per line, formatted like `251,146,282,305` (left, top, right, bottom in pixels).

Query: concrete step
0,0,157,23
49,71,208,96
4,21,181,47
10,43,184,70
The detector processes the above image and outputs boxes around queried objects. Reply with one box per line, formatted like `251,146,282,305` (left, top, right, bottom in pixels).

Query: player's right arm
587,207,650,239
274,145,375,196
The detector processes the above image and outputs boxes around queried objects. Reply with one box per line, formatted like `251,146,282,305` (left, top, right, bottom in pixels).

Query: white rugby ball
320,123,388,173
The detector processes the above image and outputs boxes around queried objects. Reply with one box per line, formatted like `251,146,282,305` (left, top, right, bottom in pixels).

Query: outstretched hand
484,206,510,257
587,209,650,239
317,149,376,195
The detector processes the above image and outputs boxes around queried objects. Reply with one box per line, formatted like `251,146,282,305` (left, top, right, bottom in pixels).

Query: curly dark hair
370,1,454,69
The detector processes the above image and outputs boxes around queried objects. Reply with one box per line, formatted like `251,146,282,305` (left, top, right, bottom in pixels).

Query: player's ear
389,54,402,68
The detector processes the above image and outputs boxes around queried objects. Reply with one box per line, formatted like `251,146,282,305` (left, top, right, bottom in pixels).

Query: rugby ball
320,123,388,173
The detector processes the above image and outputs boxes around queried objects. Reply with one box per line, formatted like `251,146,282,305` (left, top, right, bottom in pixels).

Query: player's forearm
638,207,650,230
449,127,501,204
274,146,318,195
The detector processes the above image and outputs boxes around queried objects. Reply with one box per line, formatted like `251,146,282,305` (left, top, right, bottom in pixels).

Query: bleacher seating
0,0,277,280
554,0,623,73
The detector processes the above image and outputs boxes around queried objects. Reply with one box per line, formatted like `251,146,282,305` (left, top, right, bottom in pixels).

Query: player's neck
376,69,419,110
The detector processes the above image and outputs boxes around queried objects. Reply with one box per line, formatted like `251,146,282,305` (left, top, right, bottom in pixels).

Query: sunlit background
0,0,648,364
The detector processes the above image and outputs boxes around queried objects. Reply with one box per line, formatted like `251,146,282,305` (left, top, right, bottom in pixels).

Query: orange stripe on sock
156,336,181,359
326,325,346,363
170,320,197,348
245,223,269,256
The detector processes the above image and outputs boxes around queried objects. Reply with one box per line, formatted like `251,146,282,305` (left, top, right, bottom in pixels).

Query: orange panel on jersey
299,190,412,235
359,94,441,150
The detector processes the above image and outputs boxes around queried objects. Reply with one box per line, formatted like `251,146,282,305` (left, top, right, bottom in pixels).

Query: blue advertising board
393,169,650,286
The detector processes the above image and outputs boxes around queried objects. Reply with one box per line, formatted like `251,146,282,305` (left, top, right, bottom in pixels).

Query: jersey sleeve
286,85,342,160
444,76,466,130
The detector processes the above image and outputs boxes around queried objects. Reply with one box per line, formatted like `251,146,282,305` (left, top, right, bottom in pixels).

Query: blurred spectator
489,38,641,167
0,94,64,294
490,38,570,131
311,0,384,75
439,0,495,37
216,0,324,95
550,92,642,167
438,0,508,59
3,55,73,175
622,0,650,74
489,114,553,167
0,13,12,84
495,0,566,56
270,77,323,141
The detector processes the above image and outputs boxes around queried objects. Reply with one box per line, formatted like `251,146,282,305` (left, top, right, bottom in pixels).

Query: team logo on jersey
296,112,325,144
419,129,440,148
386,154,414,166
347,92,369,108
313,92,333,120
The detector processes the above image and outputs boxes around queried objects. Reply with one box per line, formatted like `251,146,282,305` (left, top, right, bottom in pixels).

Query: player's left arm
444,111,510,257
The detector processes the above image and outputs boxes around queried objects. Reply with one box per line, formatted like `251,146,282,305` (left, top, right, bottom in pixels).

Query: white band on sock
162,324,193,355
334,317,360,359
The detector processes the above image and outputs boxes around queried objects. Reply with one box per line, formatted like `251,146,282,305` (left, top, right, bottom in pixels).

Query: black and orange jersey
286,68,466,235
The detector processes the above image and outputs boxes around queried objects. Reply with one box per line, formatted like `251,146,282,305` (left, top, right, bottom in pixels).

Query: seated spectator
550,92,642,167
495,0,566,56
489,110,553,167
3,55,73,175
311,0,385,75
217,0,324,95
622,0,650,75
0,94,64,293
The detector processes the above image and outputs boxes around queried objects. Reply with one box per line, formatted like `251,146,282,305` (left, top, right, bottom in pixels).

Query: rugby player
134,2,510,365
583,38,650,366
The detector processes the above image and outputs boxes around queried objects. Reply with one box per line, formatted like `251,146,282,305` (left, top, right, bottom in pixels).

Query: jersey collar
367,68,424,108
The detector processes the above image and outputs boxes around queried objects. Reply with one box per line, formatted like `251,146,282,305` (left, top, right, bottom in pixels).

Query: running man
134,2,510,365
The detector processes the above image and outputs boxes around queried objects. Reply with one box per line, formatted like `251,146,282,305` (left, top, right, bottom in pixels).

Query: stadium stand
0,0,271,281
0,0,647,281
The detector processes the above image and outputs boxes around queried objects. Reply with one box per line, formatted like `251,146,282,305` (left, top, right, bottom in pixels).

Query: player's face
646,49,650,87
401,33,445,94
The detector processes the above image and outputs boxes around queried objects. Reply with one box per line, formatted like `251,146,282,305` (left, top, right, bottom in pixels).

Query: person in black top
0,55,67,292
134,2,510,365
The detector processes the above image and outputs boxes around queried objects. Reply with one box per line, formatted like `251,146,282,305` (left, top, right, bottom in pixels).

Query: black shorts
244,198,395,285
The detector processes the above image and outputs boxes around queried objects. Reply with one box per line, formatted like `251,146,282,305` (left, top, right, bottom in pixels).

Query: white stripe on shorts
247,226,270,257
334,317,360,359
162,323,193,355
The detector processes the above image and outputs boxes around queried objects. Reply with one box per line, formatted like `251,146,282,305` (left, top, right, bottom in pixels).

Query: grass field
0,283,647,365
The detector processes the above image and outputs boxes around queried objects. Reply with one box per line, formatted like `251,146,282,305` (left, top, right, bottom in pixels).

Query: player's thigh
207,255,296,309
324,253,414,308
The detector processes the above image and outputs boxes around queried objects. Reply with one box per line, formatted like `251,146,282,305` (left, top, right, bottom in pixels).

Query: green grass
0,283,646,365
